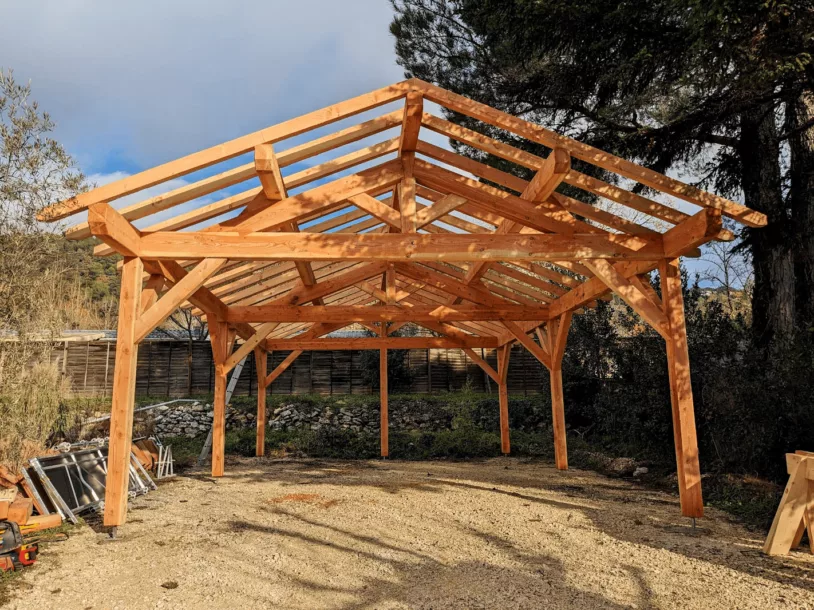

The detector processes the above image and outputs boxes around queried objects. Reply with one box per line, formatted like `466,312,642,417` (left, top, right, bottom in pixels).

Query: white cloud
0,1,405,168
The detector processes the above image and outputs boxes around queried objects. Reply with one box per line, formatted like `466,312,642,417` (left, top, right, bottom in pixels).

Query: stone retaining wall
150,399,452,438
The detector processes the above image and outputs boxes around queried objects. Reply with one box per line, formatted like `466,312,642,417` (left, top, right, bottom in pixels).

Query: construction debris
0,476,52,573
0,433,173,573
134,437,175,480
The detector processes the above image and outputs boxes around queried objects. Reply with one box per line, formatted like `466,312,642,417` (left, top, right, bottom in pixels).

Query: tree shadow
206,457,814,593
221,510,647,609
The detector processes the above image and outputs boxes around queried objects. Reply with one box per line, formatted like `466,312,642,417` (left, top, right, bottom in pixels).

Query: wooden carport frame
39,78,766,528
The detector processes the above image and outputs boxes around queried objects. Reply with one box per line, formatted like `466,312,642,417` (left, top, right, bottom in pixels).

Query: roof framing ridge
38,79,417,222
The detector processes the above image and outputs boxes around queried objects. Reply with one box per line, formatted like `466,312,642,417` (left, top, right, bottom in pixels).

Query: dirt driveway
6,457,814,609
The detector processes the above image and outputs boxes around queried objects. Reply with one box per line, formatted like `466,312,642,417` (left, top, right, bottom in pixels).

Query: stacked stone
150,399,452,438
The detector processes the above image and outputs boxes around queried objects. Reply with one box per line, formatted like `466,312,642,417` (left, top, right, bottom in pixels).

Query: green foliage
390,0,812,189
390,0,814,348
702,474,783,530
557,270,814,481
356,323,420,390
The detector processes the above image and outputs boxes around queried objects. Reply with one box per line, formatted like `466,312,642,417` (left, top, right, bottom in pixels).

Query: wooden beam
140,274,165,314
660,258,704,518
103,257,143,528
70,165,256,240
348,193,402,229
212,258,382,311
546,312,573,470
433,144,590,294
91,138,401,256
68,110,404,240
262,337,498,350
40,80,413,221
416,138,527,193
255,143,287,200
385,265,396,304
146,260,226,323
550,311,573,367
663,208,724,258
416,80,768,227
232,160,403,234
524,148,571,202
137,231,661,262
400,177,417,232
264,350,302,388
764,454,814,555
379,323,389,457
254,347,267,457
224,322,279,374
413,159,597,235
502,320,552,370
629,274,662,310
547,259,657,320
399,90,423,177
584,258,670,339
358,279,417,305
87,202,141,257
415,193,467,229
420,112,707,236
396,263,508,307
226,303,549,323
191,260,388,315
134,258,227,343
285,262,389,304
497,344,511,454
209,319,229,478
463,347,501,384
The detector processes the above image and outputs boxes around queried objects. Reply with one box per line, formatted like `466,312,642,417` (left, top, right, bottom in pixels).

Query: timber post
254,347,267,457
497,344,511,454
103,256,143,527
380,322,389,457
547,311,573,471
660,258,704,518
209,320,229,477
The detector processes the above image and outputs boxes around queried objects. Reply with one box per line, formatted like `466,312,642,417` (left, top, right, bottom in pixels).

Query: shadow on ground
207,456,814,596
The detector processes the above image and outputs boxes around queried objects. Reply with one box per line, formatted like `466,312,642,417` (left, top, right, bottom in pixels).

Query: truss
39,78,765,528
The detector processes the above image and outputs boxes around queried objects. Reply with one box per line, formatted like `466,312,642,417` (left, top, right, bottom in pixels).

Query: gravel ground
6,457,814,609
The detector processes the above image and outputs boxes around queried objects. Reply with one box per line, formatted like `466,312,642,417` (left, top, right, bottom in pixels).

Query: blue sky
0,1,405,177
0,1,736,285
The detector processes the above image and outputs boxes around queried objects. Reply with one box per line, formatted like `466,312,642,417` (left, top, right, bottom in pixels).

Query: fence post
83,342,90,392
166,342,173,397
104,341,111,396
207,348,213,393
186,340,192,396
427,349,432,393
146,342,152,395
309,351,314,394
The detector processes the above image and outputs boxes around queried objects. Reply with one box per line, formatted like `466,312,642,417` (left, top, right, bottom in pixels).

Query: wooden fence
56,339,550,398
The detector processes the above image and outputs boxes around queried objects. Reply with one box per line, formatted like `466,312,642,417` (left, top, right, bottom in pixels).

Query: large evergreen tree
390,0,814,347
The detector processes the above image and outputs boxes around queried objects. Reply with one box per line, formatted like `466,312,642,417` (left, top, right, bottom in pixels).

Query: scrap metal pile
0,436,174,572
